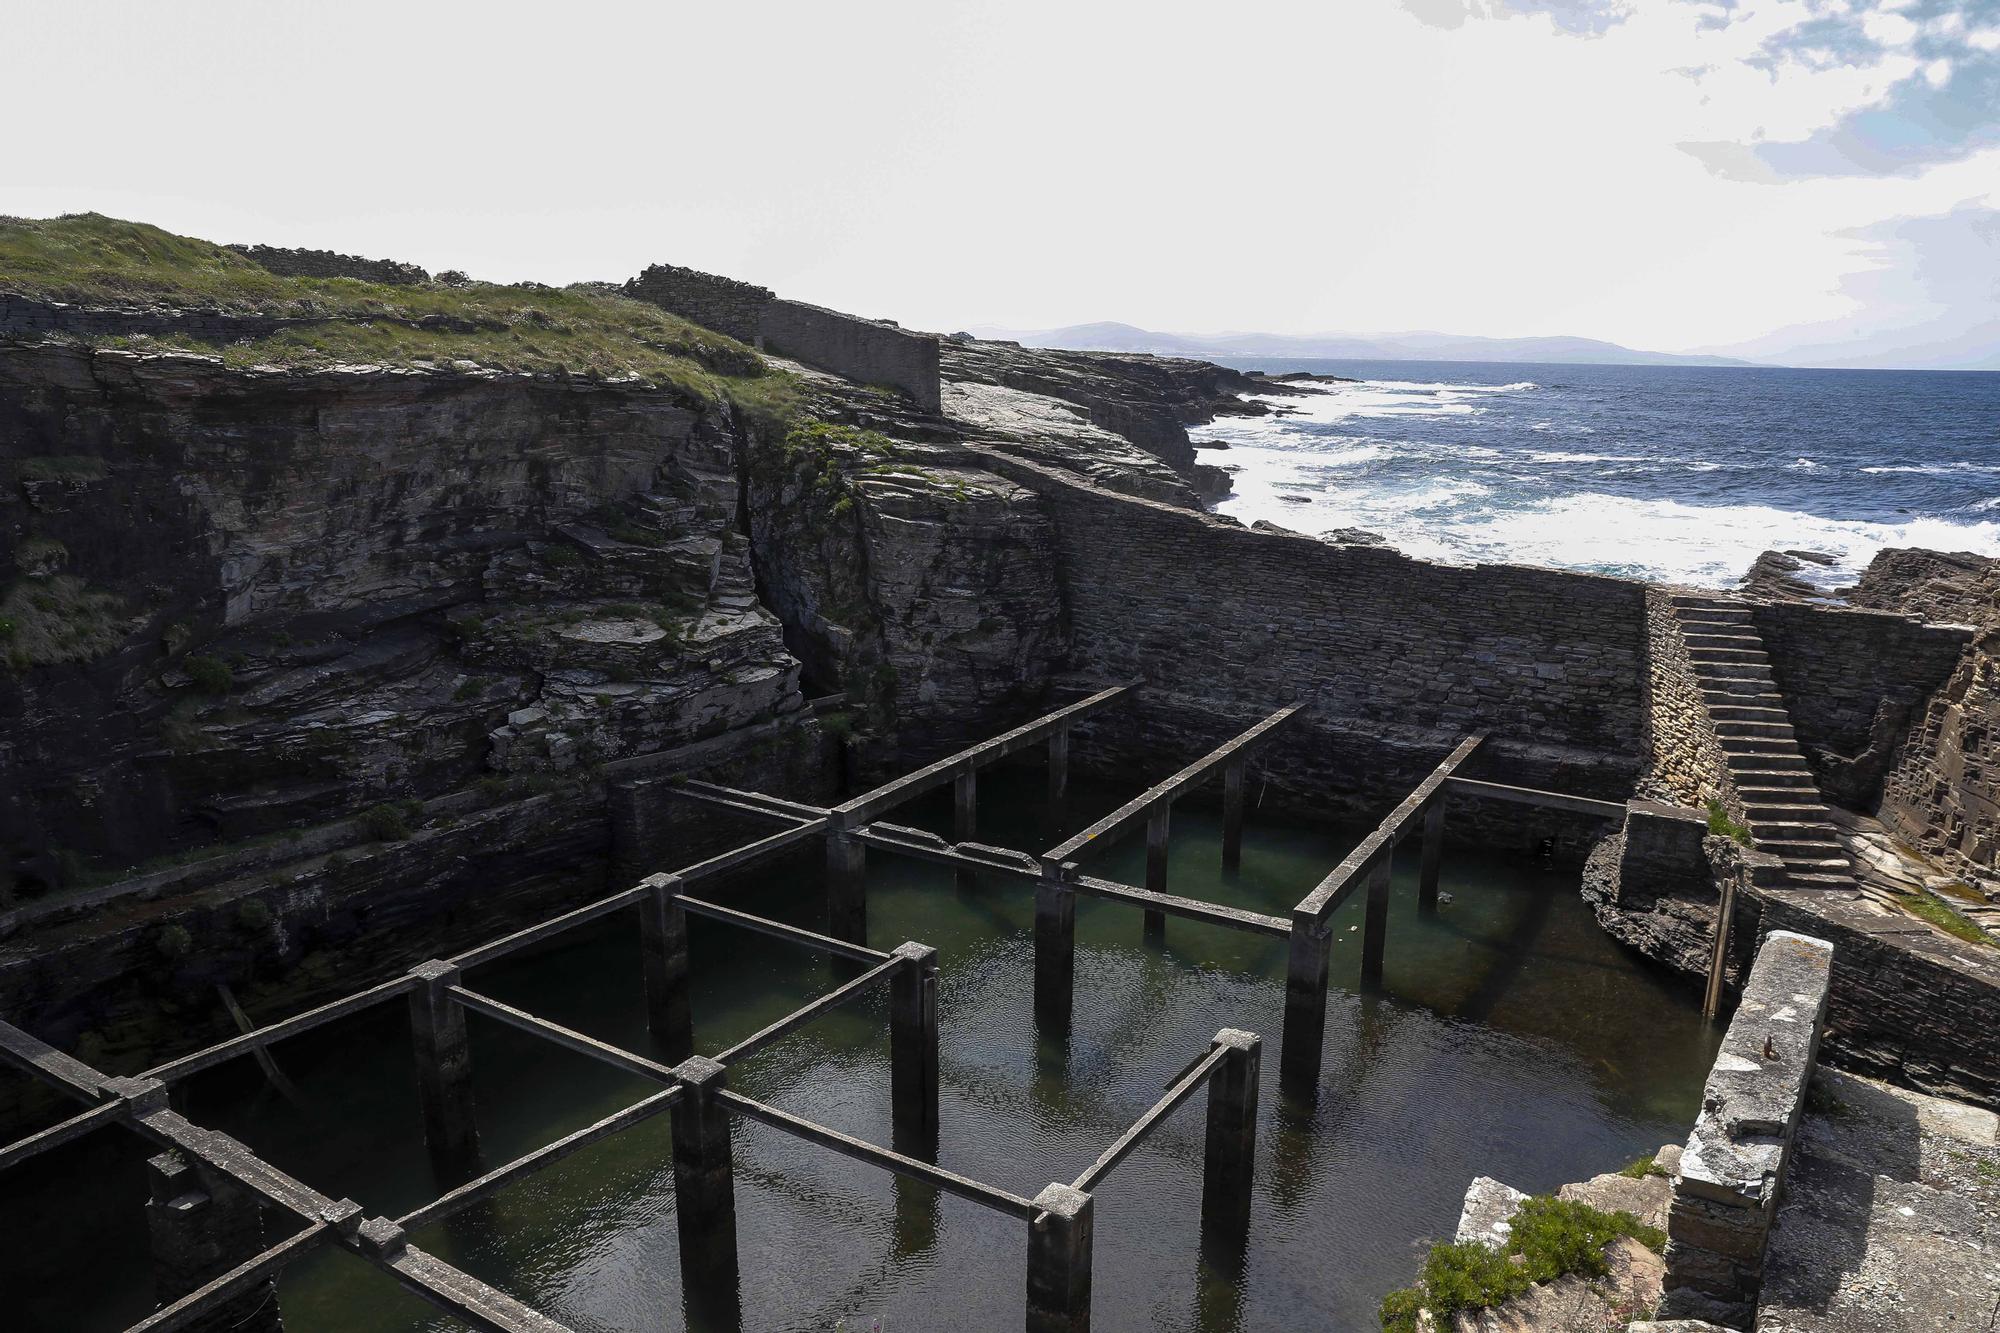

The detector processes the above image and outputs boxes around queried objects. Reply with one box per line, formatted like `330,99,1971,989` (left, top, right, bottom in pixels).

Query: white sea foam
1861,462,2000,475
1788,458,1821,470
1525,451,1647,464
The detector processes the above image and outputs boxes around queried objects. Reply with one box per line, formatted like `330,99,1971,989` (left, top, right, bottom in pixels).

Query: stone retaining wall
1879,629,2000,872
1751,602,1972,809
761,298,941,414
1660,930,1832,1328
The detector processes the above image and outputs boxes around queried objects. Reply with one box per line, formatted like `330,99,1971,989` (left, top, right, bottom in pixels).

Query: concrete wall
1751,602,1972,809
623,264,773,345
1661,930,1832,1328
760,298,942,414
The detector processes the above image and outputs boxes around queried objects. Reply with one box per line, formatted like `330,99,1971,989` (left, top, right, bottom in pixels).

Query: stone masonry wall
225,244,430,286
1751,601,1972,810
761,299,942,414
1643,586,1737,815
1661,930,1832,1328
979,451,1650,819
622,264,774,345
1879,629,2000,872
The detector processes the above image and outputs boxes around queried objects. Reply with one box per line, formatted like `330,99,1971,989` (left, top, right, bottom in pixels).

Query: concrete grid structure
0,685,1625,1332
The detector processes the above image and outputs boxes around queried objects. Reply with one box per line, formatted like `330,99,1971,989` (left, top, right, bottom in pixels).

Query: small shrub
1705,798,1752,845
542,544,580,569
235,898,272,932
1618,1153,1663,1179
184,654,232,695
155,923,194,960
818,709,855,739
359,802,414,842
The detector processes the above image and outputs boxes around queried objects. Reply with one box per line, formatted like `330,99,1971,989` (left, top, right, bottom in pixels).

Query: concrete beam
1443,776,1625,819
1295,733,1485,924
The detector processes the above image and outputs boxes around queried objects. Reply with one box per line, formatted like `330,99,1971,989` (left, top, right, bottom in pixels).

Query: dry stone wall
623,264,773,345
1644,587,1736,813
226,244,430,286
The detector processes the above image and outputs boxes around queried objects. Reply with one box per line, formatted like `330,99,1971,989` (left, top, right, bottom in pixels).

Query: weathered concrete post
1703,873,1738,1021
889,941,941,1159
407,959,479,1169
670,1055,741,1320
1026,1182,1094,1333
826,822,867,945
146,1152,283,1332
954,769,979,892
1359,854,1393,993
1279,914,1332,1098
1143,805,1170,940
1200,1029,1261,1246
639,873,693,1063
1035,867,1077,1038
1221,761,1246,872
1048,726,1070,824
1417,796,1447,914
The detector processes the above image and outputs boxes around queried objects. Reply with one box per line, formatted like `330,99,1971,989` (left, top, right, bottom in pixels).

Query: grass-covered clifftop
0,214,799,421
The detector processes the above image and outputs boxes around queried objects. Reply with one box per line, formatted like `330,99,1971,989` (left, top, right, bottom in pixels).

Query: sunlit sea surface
1198,358,2000,588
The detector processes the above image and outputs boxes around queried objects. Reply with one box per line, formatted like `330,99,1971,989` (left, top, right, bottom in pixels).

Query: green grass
1,214,801,398
1706,798,1753,846
1901,889,1996,948
0,574,128,670
1378,1196,1666,1333
1617,1152,1666,1179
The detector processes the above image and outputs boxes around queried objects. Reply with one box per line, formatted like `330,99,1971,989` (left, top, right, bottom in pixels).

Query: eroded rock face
0,343,804,885
743,420,1066,750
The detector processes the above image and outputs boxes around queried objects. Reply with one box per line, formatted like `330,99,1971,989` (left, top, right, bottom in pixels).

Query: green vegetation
0,574,128,670
1705,798,1753,846
13,455,108,483
1900,888,1996,948
359,800,421,842
155,923,193,960
2,214,806,404
1618,1152,1666,1179
182,653,232,695
1378,1196,1666,1333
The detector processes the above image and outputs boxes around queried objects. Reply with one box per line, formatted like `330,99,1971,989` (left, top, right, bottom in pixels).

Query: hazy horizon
4,1,1997,372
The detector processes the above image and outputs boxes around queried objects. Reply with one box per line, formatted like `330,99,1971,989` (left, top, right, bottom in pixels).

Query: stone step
1687,645,1769,661
1753,817,1839,835
1671,594,1746,610
1708,704,1791,721
1749,808,1829,827
1759,832,1845,852
1704,692,1786,708
1727,751,1810,768
1694,662,1777,683
1720,736,1801,754
1714,720,1795,737
1786,871,1855,889
1677,608,1755,622
1738,774,1819,792
1684,633,1764,649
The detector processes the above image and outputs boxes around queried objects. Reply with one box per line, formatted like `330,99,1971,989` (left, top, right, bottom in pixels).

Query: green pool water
1,759,1719,1331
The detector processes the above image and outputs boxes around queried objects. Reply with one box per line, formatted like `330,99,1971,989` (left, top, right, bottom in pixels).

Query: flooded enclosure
2,759,1719,1332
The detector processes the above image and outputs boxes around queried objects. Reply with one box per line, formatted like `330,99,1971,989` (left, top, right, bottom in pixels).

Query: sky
2,0,1996,368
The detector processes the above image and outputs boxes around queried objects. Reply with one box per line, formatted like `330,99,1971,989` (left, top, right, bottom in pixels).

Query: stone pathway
1669,595,1854,890
1759,1067,2000,1333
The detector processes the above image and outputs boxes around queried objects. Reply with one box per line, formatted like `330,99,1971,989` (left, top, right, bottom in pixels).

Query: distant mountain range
963,321,1758,368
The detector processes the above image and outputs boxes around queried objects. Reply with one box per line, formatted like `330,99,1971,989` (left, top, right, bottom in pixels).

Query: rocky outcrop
1737,549,1835,602
0,342,808,895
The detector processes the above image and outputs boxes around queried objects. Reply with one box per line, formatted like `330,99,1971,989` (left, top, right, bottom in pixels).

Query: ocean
1196,358,2000,589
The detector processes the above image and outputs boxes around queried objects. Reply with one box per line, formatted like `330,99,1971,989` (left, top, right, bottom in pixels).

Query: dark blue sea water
1196,359,2000,588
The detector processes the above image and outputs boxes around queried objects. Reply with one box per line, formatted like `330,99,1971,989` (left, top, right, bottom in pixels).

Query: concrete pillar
670,1056,740,1323
1200,1029,1261,1247
1143,805,1170,941
1417,796,1447,914
1034,869,1077,1038
407,959,479,1171
955,769,978,893
639,874,693,1063
1221,762,1246,872
1025,1182,1094,1333
890,942,941,1160
1360,853,1393,993
1048,726,1070,824
146,1152,282,1332
1279,915,1331,1099
826,827,867,945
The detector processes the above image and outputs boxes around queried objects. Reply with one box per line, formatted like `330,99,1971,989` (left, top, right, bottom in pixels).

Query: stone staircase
1671,594,1854,890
